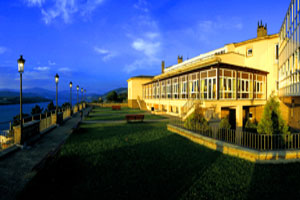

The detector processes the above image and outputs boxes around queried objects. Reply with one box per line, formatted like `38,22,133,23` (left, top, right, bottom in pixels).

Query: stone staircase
181,99,204,121
137,96,147,111
181,99,195,121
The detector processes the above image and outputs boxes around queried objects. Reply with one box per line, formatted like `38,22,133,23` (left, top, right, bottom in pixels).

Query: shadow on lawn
247,162,300,199
70,122,160,144
18,128,221,200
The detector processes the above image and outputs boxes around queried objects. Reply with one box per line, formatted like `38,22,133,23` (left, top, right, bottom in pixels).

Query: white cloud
48,60,56,66
123,1,162,73
15,70,50,80
124,57,158,73
132,39,160,57
25,0,105,24
94,47,116,61
133,0,149,13
145,32,159,39
58,67,71,72
94,47,109,54
0,46,7,54
25,0,45,7
185,17,243,44
34,66,49,71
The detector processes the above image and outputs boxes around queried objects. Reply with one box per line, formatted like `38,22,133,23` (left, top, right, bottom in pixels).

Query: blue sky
0,0,289,94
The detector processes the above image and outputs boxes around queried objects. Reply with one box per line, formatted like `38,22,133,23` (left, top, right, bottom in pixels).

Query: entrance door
229,109,236,130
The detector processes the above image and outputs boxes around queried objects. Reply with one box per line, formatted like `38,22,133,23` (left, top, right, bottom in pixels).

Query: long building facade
279,0,300,130
128,24,279,131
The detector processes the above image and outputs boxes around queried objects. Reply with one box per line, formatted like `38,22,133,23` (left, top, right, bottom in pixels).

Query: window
275,44,279,60
172,78,179,99
180,76,187,99
200,69,217,100
254,74,266,99
152,83,156,99
167,79,171,99
189,73,199,99
237,72,252,99
156,82,160,99
247,48,253,57
219,69,236,99
161,81,166,99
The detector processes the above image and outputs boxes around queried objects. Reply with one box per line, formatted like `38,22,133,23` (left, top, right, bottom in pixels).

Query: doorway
229,109,236,130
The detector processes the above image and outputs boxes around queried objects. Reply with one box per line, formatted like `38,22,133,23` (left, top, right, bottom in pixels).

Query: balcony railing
170,118,300,151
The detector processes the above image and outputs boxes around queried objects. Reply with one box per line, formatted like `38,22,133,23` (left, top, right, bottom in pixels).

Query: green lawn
18,107,300,200
87,106,167,121
91,106,145,114
86,113,167,121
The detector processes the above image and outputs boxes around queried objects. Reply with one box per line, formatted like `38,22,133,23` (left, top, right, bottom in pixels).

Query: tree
47,101,55,111
31,105,43,115
257,93,289,136
62,102,71,108
44,101,56,113
118,92,128,103
106,91,118,102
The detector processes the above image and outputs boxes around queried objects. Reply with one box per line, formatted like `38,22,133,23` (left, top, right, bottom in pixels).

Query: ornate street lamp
81,88,83,102
55,73,59,115
69,81,73,107
84,89,86,102
76,85,79,104
18,55,25,138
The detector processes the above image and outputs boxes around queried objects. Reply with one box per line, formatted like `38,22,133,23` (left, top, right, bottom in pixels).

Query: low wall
13,121,40,145
168,124,300,163
12,107,75,146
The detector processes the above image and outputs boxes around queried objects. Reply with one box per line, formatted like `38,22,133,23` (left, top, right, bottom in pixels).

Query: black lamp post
69,81,73,107
18,55,25,137
55,74,59,115
81,88,83,102
77,85,79,104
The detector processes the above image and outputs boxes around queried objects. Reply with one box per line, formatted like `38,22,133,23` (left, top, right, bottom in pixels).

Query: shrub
257,93,291,145
257,93,289,135
244,119,257,133
184,107,209,131
219,118,231,130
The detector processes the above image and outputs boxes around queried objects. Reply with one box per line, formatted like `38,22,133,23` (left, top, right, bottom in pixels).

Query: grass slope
18,107,300,200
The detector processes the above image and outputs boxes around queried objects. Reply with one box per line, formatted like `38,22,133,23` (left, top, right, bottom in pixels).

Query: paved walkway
0,108,90,200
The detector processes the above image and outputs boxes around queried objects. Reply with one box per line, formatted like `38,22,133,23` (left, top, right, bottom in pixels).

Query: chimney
161,60,165,73
178,55,183,64
257,20,267,37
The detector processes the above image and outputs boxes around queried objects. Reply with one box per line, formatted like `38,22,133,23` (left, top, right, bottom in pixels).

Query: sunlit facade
279,0,300,130
128,24,279,131
279,0,300,97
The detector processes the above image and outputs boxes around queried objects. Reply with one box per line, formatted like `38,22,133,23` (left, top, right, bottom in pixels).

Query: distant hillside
102,87,127,97
0,87,128,103
89,87,128,102
0,96,51,105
